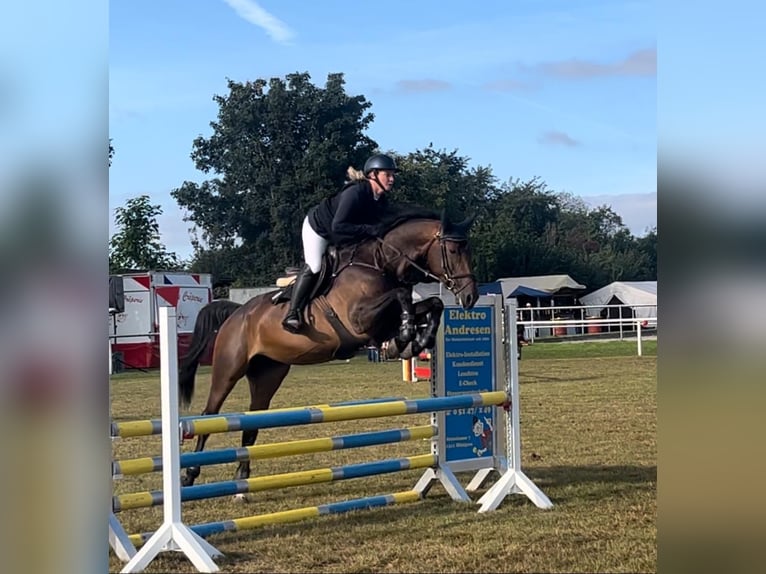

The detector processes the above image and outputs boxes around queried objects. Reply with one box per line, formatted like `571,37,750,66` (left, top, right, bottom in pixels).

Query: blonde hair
346,166,366,182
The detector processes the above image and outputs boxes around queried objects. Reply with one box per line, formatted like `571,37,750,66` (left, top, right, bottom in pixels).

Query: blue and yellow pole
113,454,436,512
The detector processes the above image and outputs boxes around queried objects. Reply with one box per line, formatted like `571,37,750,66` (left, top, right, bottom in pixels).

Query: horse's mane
378,203,440,234
333,203,439,263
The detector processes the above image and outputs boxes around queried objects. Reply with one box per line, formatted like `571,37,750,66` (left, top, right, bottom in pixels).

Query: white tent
412,283,459,305
580,281,657,319
496,274,586,299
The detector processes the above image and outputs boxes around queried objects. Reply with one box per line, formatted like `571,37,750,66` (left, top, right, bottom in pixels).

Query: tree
394,146,493,216
387,146,498,281
172,72,377,285
467,179,657,286
167,71,657,287
474,177,564,279
109,139,115,167
109,195,182,273
632,226,657,280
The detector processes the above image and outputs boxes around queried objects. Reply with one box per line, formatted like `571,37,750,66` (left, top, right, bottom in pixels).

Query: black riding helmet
363,153,399,175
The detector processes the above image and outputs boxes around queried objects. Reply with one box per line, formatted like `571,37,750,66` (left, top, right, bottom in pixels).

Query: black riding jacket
308,180,389,246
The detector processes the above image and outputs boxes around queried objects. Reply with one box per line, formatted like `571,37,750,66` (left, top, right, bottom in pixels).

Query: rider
281,153,399,333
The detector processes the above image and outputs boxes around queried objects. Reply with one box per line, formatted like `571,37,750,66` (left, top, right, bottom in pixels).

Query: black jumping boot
282,264,318,333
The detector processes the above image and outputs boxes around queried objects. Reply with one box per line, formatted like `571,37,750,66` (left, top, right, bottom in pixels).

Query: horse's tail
179,299,243,409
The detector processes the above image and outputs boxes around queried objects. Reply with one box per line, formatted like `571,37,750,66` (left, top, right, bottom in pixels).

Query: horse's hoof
417,337,435,351
233,493,250,503
399,341,415,360
382,339,400,360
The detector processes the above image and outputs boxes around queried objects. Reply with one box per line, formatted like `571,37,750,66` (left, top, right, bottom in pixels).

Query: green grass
522,338,657,359
109,341,656,573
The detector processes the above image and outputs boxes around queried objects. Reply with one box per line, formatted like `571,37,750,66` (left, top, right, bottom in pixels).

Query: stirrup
282,313,303,333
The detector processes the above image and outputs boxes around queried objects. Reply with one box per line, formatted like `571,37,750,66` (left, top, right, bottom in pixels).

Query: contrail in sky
221,0,295,44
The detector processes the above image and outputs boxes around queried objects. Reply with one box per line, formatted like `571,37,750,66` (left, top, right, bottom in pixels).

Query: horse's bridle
376,227,476,297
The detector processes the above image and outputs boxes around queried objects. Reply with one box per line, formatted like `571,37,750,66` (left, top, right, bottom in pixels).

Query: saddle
270,246,341,305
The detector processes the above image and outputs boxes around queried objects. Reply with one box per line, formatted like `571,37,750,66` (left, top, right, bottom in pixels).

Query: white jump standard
109,297,551,572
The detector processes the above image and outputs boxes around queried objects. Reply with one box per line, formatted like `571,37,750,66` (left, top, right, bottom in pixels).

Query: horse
178,209,479,488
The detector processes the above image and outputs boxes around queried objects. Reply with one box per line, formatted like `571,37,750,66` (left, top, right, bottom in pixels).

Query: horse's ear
440,211,474,240
440,209,460,237
455,214,476,234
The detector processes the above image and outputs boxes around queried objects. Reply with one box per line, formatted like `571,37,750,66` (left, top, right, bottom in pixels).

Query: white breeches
302,216,328,273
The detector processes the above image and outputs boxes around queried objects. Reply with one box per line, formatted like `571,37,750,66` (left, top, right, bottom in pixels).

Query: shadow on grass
520,373,604,384
528,464,656,502
165,467,656,563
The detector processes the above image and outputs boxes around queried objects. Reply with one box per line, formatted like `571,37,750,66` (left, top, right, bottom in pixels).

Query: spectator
366,345,380,363
517,324,529,360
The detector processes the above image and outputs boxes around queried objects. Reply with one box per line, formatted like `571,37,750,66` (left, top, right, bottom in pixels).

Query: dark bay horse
178,211,479,487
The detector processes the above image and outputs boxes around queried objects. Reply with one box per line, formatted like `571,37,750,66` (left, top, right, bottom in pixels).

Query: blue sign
441,306,496,462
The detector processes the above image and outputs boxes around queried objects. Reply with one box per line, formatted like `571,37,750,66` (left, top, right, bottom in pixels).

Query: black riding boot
282,264,318,333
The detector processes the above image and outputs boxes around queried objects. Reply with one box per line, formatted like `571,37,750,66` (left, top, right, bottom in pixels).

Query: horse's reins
371,229,476,297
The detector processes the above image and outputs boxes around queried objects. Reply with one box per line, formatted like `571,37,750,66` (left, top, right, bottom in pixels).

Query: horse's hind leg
233,356,290,487
181,344,249,487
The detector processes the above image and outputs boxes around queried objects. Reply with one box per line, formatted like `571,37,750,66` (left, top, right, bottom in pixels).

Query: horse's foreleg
413,297,444,351
349,287,422,358
392,288,417,343
350,287,412,340
383,297,445,360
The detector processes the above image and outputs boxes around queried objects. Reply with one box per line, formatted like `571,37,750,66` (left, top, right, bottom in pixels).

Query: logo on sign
182,291,204,303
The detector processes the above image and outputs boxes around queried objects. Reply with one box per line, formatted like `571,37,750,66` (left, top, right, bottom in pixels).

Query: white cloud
482,79,536,92
539,130,580,147
395,79,452,93
539,48,656,79
221,0,295,45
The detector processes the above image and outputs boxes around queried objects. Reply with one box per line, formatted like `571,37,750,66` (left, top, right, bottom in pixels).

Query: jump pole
120,306,223,574
111,395,411,439
113,424,436,477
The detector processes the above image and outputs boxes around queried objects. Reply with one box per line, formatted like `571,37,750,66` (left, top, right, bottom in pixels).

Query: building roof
507,285,553,298
496,274,587,299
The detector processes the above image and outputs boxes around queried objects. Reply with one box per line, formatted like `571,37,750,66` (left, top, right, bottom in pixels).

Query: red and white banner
110,272,212,369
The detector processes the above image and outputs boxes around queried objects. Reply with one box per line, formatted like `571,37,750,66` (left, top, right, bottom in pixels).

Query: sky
109,0,657,260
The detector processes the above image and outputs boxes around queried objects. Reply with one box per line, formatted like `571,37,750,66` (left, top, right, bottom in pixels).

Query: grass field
109,340,656,573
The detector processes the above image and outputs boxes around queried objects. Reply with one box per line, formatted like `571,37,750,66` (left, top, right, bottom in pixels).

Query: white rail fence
516,303,657,357
519,318,656,356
